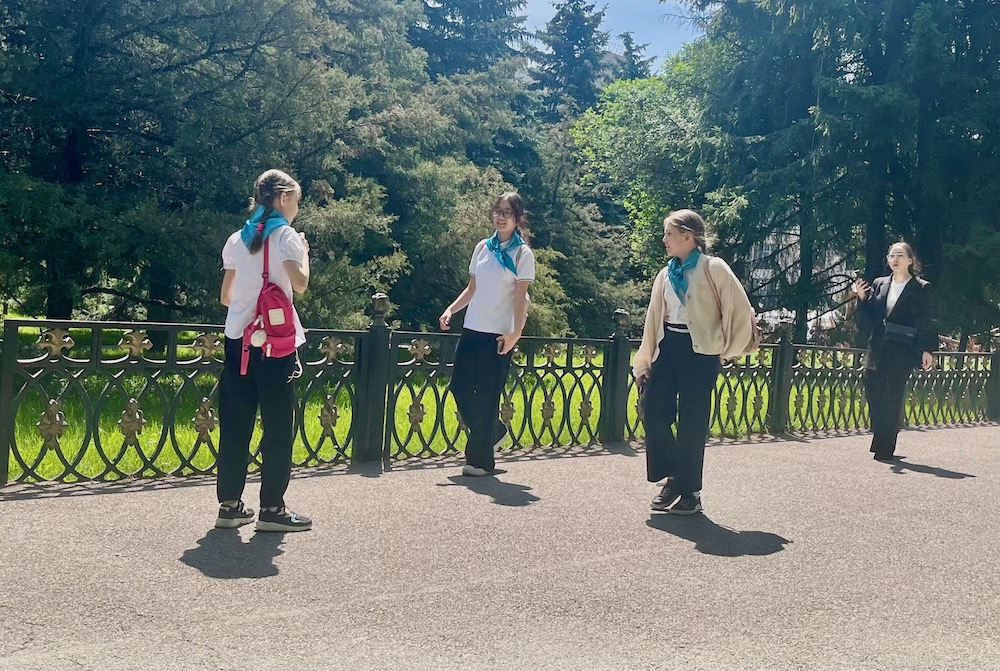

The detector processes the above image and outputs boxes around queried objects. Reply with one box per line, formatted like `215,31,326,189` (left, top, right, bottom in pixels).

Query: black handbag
884,321,917,346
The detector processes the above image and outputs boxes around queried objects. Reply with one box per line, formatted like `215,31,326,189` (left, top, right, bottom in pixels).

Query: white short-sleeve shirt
222,226,306,345
662,280,690,325
464,239,535,335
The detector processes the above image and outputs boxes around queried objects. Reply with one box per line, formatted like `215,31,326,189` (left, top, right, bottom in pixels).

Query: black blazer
857,275,938,370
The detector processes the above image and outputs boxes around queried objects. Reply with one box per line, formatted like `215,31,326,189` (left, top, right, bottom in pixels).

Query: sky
523,0,704,69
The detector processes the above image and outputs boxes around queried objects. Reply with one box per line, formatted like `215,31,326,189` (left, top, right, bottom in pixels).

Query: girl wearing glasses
439,192,535,476
853,242,938,461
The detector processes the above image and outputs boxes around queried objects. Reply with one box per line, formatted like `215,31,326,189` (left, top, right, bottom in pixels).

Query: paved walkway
1,425,998,671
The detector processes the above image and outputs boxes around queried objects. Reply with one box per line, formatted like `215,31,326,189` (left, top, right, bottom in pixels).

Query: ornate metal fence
2,298,998,484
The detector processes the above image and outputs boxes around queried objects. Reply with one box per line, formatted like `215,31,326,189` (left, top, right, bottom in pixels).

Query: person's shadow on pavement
887,459,975,479
440,473,540,507
179,528,284,579
646,514,790,557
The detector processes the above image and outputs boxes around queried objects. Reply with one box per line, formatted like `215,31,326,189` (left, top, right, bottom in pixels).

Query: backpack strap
241,237,272,376
262,238,270,283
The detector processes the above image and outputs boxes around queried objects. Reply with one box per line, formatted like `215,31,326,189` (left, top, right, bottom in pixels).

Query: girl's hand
438,309,452,331
921,351,933,371
497,331,521,355
635,373,649,391
853,278,870,300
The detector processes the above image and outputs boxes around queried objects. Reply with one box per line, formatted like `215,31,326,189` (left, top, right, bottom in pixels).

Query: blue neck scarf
239,205,289,249
485,231,525,274
667,249,702,305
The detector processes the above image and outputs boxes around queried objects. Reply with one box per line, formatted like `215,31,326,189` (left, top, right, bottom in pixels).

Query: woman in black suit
853,242,938,461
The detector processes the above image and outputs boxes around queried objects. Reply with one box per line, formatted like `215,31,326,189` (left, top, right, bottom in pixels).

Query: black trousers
217,336,297,508
641,330,721,496
865,346,914,458
450,328,513,471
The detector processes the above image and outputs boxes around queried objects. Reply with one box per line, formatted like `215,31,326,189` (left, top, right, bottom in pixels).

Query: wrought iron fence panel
905,352,993,426
1,320,362,483
788,346,868,434
626,342,775,441
385,333,607,460
296,329,364,465
714,347,774,437
507,339,605,450
385,332,463,459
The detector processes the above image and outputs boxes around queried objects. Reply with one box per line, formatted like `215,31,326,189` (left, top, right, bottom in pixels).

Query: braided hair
248,169,300,254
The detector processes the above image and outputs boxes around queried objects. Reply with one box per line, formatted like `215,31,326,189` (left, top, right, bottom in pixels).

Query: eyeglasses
492,208,514,218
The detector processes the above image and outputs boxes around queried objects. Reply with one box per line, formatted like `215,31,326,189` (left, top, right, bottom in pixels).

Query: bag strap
262,238,270,283
702,256,721,308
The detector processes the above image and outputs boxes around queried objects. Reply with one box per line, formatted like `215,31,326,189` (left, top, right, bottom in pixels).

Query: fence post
767,328,794,435
0,320,16,486
987,337,1000,422
600,308,631,444
354,293,391,465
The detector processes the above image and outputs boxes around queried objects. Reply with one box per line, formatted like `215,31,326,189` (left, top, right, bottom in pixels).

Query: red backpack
241,238,297,375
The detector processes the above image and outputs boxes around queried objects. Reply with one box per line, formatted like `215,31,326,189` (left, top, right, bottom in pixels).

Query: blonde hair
664,209,711,253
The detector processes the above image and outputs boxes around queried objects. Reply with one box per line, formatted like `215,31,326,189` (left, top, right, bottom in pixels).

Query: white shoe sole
256,520,312,532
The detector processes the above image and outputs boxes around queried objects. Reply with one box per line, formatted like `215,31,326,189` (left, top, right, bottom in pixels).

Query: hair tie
256,223,265,232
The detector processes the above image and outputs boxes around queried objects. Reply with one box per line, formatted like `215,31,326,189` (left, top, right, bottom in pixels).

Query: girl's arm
220,269,235,306
439,276,477,330
498,280,531,355
284,231,310,294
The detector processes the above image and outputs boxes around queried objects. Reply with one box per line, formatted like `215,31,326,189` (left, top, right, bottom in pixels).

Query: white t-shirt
464,238,536,335
222,226,306,345
886,278,908,315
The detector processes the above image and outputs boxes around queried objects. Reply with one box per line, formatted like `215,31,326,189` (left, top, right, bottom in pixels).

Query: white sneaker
461,464,491,477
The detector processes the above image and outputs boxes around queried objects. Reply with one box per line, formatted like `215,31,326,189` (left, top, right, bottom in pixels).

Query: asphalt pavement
1,425,998,671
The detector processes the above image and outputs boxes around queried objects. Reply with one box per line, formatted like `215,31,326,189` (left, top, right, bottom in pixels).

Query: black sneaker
493,423,509,450
256,507,312,532
650,480,680,511
215,500,255,529
669,495,703,516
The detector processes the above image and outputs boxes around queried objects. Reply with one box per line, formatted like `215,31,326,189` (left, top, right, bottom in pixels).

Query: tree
409,0,528,78
615,32,655,80
530,0,609,119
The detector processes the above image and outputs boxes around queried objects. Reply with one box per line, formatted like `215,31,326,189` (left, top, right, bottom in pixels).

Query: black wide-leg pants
865,346,914,458
450,328,513,471
641,330,721,496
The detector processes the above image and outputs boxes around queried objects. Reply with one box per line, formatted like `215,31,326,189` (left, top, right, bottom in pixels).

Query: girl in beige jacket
634,210,754,515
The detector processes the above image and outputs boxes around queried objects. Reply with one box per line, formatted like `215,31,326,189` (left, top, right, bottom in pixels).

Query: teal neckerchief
485,231,525,275
240,205,289,249
667,249,702,305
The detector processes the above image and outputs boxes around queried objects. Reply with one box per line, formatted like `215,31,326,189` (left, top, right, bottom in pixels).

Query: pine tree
529,0,609,118
409,0,529,78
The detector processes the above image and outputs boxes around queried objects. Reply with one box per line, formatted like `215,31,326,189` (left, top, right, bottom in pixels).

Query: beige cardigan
633,254,754,377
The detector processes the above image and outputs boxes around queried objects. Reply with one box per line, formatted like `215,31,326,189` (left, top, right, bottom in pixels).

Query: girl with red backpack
215,169,312,532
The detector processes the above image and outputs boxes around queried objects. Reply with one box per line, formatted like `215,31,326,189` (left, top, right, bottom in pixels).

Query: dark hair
664,209,712,253
888,241,922,274
248,169,300,254
493,191,531,243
